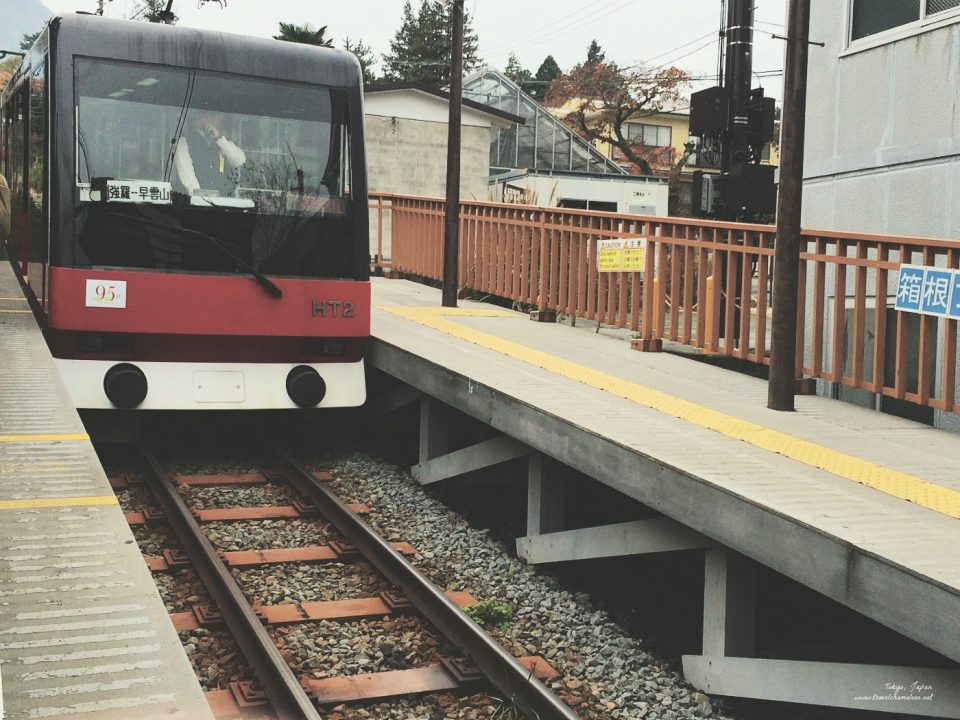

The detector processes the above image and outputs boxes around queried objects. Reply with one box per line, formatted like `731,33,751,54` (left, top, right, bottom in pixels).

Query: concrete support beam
526,453,567,536
516,518,714,564
366,384,422,419
703,547,756,658
682,656,960,718
418,397,449,465
411,435,529,486
368,341,960,664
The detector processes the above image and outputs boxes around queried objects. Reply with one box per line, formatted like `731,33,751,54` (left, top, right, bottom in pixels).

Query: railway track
109,444,577,719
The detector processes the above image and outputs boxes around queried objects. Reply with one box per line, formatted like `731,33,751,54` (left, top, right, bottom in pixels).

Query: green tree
585,39,605,66
382,0,481,88
504,53,532,88
19,31,41,51
343,37,376,85
274,22,333,47
529,54,561,101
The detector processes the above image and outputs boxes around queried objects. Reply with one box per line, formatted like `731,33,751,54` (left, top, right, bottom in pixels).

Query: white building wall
803,3,960,239
803,4,960,429
363,89,501,262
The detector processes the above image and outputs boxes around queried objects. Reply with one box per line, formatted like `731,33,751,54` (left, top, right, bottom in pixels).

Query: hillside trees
343,37,376,84
382,0,480,88
274,22,334,47
504,53,532,87
529,55,561,101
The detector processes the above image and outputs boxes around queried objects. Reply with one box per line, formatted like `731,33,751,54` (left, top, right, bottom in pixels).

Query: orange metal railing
369,192,960,413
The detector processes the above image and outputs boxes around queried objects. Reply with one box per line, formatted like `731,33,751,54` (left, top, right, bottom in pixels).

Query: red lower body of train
37,266,369,410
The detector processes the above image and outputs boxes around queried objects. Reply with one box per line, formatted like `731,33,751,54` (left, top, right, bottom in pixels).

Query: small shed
364,83,523,201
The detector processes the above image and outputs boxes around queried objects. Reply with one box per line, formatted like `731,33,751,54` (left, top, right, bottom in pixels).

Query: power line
648,39,718,72
482,0,634,60
481,0,626,56
641,30,718,65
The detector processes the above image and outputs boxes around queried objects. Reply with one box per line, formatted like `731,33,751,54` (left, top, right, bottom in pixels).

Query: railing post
634,236,662,352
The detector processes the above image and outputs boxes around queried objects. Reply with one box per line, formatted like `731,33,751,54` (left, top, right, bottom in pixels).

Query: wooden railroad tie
203,656,559,716
125,500,369,526
144,541,416,572
169,591,474,630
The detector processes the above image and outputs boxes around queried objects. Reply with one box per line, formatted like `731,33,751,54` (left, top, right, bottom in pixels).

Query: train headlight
286,365,326,408
103,363,148,409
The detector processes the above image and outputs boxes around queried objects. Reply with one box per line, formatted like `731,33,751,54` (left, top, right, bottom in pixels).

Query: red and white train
1,14,370,409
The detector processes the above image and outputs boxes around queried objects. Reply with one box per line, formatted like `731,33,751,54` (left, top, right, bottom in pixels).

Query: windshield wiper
108,211,283,299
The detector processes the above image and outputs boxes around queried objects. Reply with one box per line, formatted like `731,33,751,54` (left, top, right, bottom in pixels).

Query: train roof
41,13,362,89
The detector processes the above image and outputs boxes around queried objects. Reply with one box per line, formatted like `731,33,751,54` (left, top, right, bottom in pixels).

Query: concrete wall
803,3,960,239
365,116,491,200
802,4,960,429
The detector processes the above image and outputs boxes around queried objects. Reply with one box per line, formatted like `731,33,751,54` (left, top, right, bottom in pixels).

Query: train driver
173,110,246,198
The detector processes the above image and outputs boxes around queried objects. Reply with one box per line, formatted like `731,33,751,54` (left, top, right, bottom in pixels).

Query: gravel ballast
306,450,729,720
102,441,733,719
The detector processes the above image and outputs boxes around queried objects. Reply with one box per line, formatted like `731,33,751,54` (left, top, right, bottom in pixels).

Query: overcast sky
40,0,788,102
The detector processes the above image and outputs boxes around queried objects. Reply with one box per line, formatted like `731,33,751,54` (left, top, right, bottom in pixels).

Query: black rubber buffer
286,365,326,407
103,363,147,409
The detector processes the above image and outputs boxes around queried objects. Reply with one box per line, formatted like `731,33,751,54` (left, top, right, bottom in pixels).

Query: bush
463,599,514,630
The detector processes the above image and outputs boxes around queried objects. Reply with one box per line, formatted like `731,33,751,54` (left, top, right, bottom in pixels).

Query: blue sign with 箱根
895,265,926,313
920,268,953,317
895,264,959,318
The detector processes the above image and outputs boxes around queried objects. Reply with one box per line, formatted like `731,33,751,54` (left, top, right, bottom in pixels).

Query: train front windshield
75,59,357,279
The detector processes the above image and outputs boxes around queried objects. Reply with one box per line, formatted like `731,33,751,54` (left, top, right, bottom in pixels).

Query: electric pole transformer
690,0,777,221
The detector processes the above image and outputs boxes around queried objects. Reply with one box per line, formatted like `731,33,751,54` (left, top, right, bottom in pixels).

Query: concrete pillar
526,453,566,536
702,547,756,657
418,397,449,464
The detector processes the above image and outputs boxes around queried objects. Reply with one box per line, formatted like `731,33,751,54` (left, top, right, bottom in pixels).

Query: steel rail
138,447,322,720
271,446,579,720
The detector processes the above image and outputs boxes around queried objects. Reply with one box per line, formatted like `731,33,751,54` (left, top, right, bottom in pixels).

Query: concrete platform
368,278,960,702
0,264,212,719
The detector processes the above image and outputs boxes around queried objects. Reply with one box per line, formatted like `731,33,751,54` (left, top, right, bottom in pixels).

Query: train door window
0,90,11,245
4,86,27,263
28,62,48,289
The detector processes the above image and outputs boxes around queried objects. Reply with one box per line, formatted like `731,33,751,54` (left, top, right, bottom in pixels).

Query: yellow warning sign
598,238,646,272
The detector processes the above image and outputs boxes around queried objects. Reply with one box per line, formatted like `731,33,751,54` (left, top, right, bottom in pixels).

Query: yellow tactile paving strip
0,433,90,443
0,296,31,312
0,496,119,510
383,305,960,520
0,434,108,509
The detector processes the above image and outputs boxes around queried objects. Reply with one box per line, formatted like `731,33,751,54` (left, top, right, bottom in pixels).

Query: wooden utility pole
442,0,465,308
767,0,812,410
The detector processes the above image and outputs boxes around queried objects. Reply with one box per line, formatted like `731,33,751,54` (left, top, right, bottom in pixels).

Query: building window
851,0,960,40
626,123,672,148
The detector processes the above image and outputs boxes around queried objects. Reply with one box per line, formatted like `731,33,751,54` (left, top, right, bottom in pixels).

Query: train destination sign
895,264,960,319
598,238,646,273
89,179,174,204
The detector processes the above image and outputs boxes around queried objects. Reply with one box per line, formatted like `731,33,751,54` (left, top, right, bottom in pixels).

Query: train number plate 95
85,279,127,308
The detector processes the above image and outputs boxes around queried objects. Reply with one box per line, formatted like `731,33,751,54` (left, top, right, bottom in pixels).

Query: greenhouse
462,69,627,176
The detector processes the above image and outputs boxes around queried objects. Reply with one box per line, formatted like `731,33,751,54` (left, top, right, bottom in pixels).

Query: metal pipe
768,0,812,411
724,0,755,171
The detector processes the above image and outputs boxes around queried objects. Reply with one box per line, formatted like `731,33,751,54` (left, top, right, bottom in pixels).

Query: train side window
4,86,27,263
29,62,49,273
